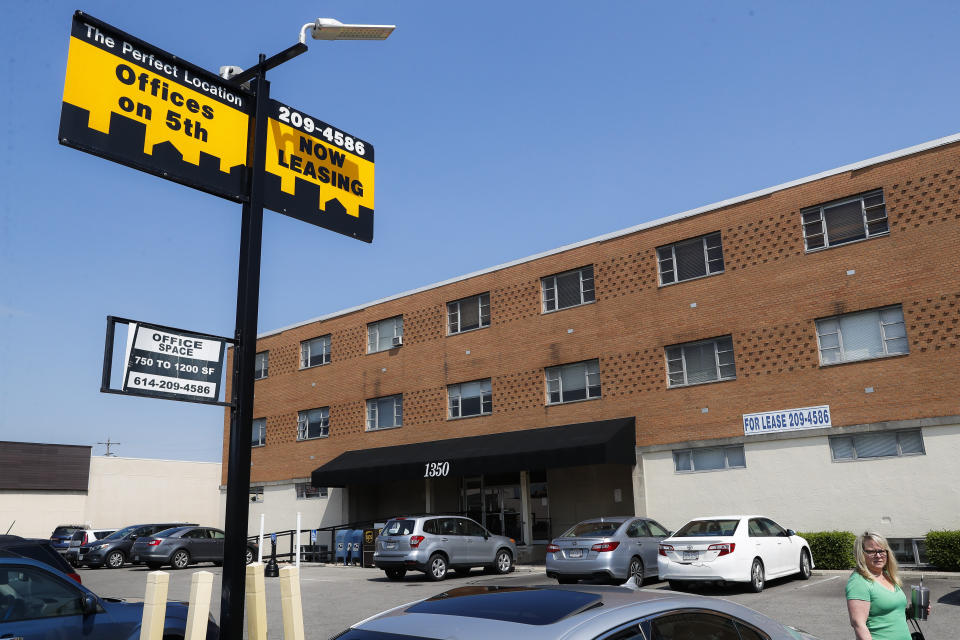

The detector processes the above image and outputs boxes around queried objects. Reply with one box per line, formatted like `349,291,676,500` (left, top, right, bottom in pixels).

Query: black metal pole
219,54,270,639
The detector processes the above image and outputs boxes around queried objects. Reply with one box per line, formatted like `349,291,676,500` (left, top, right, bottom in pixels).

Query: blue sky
3,1,959,462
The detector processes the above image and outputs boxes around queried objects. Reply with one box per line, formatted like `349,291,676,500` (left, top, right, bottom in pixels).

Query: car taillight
659,544,674,556
82,534,89,545
708,543,735,556
68,572,82,584
409,535,425,548
147,539,162,546
591,541,620,553
546,544,560,553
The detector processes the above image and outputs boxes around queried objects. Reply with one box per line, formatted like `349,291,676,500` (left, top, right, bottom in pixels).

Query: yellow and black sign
264,100,375,242
59,12,251,200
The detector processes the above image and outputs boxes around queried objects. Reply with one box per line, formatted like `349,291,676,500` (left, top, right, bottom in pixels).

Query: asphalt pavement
78,562,959,639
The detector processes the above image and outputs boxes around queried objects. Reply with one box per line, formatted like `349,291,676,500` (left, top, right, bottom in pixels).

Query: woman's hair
854,531,901,587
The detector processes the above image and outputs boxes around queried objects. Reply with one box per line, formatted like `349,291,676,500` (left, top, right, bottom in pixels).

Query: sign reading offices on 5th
122,321,225,403
59,12,377,242
59,12,251,200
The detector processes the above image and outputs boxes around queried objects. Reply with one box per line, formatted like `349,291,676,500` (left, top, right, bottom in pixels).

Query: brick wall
224,141,960,485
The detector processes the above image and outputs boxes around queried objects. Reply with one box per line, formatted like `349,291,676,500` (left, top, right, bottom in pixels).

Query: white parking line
798,575,841,589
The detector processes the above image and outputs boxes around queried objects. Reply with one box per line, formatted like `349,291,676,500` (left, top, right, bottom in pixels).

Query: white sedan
657,515,813,592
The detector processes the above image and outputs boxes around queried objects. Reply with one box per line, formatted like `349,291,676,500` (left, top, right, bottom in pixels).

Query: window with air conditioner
802,189,888,251
447,293,490,334
816,305,908,365
657,232,725,285
297,407,329,440
366,395,403,431
368,316,403,353
541,266,595,313
545,360,601,404
448,379,492,418
300,335,331,368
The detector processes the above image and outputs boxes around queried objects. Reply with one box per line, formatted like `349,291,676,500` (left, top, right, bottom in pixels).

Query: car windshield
382,520,416,536
561,521,624,538
674,519,740,537
103,525,137,540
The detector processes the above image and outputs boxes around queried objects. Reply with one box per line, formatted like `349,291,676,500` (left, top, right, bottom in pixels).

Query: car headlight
92,544,109,551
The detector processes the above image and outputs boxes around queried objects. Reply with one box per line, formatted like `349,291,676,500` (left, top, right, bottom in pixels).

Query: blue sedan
0,556,218,639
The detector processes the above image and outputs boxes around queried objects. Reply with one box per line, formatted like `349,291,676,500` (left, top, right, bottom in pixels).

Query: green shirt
846,571,910,640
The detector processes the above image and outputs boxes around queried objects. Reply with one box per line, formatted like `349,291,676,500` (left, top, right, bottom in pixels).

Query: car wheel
385,568,407,581
245,547,255,565
146,562,164,570
799,549,812,580
427,554,448,581
628,557,644,586
106,551,125,569
750,559,765,593
171,549,191,570
557,576,578,584
668,580,689,591
494,549,513,575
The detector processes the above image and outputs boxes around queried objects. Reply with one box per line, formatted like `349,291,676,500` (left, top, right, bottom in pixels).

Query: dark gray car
130,526,257,569
78,522,196,569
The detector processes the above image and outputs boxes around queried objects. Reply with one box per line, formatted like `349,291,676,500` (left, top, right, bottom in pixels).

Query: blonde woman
846,531,928,640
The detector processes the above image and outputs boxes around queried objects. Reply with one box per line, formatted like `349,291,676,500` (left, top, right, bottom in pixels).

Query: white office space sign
742,405,832,435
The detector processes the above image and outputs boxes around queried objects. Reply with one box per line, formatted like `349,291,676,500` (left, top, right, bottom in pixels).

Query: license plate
78,555,84,561
385,542,396,550
682,550,698,561
133,555,139,561
567,549,583,558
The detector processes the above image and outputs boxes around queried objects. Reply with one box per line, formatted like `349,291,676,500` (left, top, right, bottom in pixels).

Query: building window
541,266,595,313
802,189,888,251
249,486,264,503
254,351,269,379
367,316,403,353
448,379,492,418
657,232,725,285
367,395,403,430
816,305,908,365
674,445,746,472
447,293,490,334
666,336,736,387
830,429,924,461
300,335,331,368
295,482,328,499
297,407,329,440
545,359,601,404
251,418,266,447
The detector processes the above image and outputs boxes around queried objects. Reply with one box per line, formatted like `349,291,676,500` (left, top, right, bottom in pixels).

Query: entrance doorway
462,473,524,542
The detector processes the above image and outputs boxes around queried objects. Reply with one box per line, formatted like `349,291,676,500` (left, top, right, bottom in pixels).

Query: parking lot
76,561,960,640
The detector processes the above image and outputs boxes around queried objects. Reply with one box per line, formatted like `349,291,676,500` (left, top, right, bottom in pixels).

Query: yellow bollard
184,570,214,640
245,562,268,640
139,571,170,640
279,566,306,640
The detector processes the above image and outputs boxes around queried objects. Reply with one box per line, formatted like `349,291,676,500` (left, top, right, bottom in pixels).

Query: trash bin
334,530,348,564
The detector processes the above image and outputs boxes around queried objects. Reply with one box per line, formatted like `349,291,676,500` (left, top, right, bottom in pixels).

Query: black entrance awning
311,417,635,487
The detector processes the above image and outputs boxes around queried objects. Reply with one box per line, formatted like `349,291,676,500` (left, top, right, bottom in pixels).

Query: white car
657,515,813,592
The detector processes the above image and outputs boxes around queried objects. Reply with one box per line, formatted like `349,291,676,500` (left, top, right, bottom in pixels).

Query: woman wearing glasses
846,531,928,640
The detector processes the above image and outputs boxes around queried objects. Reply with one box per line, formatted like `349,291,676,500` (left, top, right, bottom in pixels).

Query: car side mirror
128,535,137,540
81,594,98,615
786,529,796,537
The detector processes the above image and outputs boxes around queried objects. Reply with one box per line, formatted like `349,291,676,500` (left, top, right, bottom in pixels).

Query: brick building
225,134,960,564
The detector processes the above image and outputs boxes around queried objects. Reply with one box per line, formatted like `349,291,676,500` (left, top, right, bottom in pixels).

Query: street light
216,17,392,639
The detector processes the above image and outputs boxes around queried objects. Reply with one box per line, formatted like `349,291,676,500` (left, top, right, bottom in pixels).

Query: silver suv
374,515,516,581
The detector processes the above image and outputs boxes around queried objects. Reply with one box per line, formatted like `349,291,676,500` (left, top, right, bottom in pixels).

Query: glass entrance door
461,475,523,543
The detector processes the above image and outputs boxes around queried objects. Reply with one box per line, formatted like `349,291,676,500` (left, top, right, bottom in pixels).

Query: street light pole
217,18,394,637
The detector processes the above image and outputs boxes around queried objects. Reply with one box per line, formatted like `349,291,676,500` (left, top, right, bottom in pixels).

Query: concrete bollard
245,562,268,640
139,571,170,640
280,566,306,640
184,570,214,640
